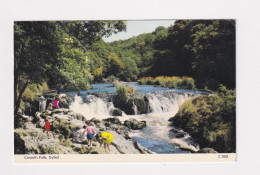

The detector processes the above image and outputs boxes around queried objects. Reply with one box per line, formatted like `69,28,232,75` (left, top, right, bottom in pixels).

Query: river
66,82,209,154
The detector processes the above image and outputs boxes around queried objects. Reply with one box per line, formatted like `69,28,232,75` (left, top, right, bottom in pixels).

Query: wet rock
123,118,146,130
113,96,135,115
90,118,101,124
103,117,121,127
109,108,123,116
197,148,217,153
175,133,185,138
168,116,174,122
76,113,85,121
133,141,154,154
59,95,73,109
89,150,99,154
170,128,178,133
134,96,149,114
123,131,131,140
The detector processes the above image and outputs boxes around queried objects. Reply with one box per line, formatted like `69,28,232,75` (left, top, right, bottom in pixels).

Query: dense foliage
14,21,126,113
14,20,235,114
170,85,236,153
109,20,235,90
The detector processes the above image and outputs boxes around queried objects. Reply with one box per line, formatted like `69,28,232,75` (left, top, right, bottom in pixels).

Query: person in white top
39,96,46,113
73,126,88,143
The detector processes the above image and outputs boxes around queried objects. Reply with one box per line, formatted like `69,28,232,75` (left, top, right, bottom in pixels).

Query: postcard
13,19,236,163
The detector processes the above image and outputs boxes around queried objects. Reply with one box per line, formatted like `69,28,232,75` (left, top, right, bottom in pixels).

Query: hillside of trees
107,20,235,90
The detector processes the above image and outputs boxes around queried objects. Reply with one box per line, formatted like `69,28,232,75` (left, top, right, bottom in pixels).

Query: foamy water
68,84,202,153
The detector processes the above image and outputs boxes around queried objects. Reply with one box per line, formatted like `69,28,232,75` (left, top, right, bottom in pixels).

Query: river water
66,82,209,154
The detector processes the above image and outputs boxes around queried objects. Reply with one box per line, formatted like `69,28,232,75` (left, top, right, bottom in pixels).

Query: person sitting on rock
97,131,114,152
45,118,50,139
83,122,96,147
46,102,53,111
73,126,88,144
52,97,60,110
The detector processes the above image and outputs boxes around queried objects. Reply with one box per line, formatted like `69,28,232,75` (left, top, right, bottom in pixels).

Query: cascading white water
129,92,200,153
69,95,114,120
69,91,201,153
146,92,197,116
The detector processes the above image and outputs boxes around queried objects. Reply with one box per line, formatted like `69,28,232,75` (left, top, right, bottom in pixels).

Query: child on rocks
97,131,114,152
45,118,50,139
83,122,96,147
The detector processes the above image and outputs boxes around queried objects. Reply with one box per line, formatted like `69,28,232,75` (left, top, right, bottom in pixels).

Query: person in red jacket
45,118,50,139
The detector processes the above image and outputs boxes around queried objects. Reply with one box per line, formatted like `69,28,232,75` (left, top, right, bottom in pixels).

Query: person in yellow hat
97,132,114,152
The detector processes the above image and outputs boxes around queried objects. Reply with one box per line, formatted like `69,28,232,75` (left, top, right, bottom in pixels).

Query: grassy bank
137,76,196,89
170,85,236,153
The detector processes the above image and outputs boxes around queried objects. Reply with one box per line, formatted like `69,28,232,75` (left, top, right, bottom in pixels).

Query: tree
14,20,127,114
119,57,139,81
59,21,126,46
14,21,61,114
107,52,125,76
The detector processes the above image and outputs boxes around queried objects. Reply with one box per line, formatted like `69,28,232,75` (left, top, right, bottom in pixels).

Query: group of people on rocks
39,96,60,113
38,83,114,152
40,95,60,140
71,124,114,152
39,82,62,113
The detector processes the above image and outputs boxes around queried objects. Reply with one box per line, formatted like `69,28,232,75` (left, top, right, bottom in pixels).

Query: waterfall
69,92,198,120
69,95,114,120
146,92,198,116
133,100,139,115
69,90,201,153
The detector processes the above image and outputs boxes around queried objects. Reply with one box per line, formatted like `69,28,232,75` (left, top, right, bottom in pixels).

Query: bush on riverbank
170,85,235,153
22,83,48,102
116,85,136,97
138,76,196,89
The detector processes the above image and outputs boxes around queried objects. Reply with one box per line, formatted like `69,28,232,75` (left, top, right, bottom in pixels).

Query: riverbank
168,86,236,153
137,76,196,90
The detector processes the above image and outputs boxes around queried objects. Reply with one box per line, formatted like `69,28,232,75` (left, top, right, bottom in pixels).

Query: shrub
128,85,135,96
113,79,119,87
107,75,117,83
116,85,128,97
171,86,236,152
116,85,136,97
22,82,49,102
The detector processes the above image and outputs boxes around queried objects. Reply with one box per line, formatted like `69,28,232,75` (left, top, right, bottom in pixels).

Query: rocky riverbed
14,94,152,154
14,91,219,154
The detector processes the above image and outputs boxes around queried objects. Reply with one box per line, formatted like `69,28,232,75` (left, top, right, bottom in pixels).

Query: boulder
59,95,73,109
169,128,178,133
134,96,149,114
76,113,85,121
103,117,121,127
109,108,123,116
90,118,101,124
175,133,185,138
123,118,146,130
113,96,135,115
